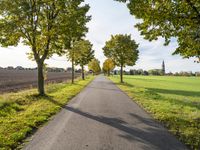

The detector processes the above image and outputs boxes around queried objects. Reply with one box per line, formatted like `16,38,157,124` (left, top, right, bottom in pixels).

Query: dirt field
0,70,80,93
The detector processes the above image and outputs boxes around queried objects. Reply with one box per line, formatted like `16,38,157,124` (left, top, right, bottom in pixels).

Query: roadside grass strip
110,75,200,150
0,76,95,150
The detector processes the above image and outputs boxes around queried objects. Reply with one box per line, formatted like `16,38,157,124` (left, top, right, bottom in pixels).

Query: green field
0,76,94,150
110,75,200,150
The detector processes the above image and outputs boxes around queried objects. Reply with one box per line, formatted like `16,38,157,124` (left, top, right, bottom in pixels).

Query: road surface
24,75,188,150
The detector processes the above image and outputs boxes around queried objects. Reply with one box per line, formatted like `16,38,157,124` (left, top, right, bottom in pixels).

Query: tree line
0,0,199,94
119,69,200,77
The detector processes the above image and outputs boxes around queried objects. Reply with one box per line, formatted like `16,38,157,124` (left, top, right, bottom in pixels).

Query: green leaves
103,58,115,76
59,0,91,51
103,34,139,67
72,40,94,66
88,58,101,74
0,0,58,60
0,0,91,94
103,34,139,82
0,0,90,61
116,0,200,61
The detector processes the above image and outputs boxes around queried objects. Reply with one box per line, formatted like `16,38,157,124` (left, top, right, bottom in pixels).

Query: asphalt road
24,75,188,150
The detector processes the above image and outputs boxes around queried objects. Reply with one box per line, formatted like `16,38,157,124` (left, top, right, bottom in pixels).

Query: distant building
162,60,166,75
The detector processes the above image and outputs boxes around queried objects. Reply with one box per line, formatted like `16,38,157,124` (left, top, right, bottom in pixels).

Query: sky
0,0,199,73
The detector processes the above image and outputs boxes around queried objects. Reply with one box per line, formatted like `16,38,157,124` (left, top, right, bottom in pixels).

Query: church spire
162,60,165,75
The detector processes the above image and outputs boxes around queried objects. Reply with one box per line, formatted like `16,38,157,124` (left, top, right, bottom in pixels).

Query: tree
116,0,200,62
88,58,101,75
73,40,94,80
148,69,162,76
0,0,86,95
103,34,139,83
59,1,90,84
103,58,115,76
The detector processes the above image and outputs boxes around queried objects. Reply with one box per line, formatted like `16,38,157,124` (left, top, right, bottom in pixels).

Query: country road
24,75,188,150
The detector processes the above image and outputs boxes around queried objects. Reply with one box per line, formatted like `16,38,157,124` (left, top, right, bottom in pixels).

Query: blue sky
0,0,199,73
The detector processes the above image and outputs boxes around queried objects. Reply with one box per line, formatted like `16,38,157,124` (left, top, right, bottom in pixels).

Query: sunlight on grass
0,76,95,150
110,75,200,150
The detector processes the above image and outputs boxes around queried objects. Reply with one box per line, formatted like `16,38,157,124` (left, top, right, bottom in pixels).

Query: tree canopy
60,1,90,83
103,58,115,76
73,40,94,67
88,58,101,74
60,1,91,51
103,34,139,83
73,40,94,80
116,0,200,62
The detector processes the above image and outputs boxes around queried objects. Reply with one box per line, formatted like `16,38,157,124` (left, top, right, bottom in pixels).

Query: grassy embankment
110,75,200,150
0,76,95,150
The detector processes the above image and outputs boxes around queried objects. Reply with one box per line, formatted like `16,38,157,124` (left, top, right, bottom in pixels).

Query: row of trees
0,0,95,95
171,71,200,77
69,40,94,81
129,69,149,76
128,69,200,77
129,69,165,76
1,0,198,93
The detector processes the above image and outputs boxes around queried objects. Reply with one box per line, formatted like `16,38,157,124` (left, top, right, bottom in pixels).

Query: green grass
110,75,200,150
0,76,95,150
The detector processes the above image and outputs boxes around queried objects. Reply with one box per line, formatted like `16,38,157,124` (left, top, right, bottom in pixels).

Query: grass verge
110,75,200,150
0,76,95,150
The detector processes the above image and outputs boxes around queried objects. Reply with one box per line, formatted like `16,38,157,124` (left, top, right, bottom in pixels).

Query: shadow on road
45,96,186,150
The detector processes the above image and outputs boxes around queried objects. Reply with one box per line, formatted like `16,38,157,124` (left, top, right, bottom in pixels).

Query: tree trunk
72,59,75,84
81,65,85,80
120,64,123,83
37,61,45,95
108,70,110,76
